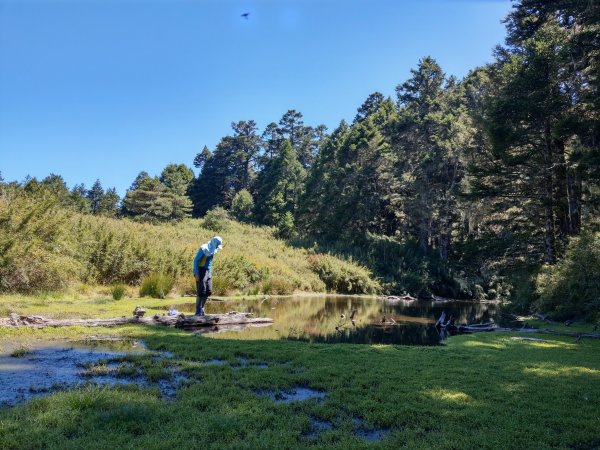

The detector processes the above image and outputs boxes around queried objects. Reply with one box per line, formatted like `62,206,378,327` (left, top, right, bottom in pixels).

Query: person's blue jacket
193,236,223,276
193,249,214,275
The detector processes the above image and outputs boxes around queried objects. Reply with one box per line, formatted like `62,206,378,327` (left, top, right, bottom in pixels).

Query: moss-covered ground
0,298,598,450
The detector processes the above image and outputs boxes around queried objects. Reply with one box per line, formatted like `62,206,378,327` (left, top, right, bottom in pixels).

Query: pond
171,296,499,345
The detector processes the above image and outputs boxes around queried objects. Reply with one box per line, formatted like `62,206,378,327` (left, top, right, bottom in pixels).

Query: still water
172,296,499,346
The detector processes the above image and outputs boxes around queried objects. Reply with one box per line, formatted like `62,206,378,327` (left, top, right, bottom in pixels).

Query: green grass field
0,295,598,450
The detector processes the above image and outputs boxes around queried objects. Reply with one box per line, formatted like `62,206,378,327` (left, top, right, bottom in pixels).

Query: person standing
193,236,223,316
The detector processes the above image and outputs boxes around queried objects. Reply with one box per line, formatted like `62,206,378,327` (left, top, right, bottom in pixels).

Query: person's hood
201,236,223,256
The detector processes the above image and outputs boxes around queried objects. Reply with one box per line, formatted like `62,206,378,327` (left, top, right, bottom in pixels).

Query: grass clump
111,284,127,300
139,273,175,299
10,346,31,357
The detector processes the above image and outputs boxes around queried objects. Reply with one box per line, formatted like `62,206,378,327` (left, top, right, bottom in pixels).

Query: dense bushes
0,189,77,292
74,218,191,285
308,254,380,294
0,188,371,296
535,233,600,321
211,255,269,295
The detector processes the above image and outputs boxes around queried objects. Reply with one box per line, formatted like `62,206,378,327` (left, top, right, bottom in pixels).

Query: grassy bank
0,305,598,449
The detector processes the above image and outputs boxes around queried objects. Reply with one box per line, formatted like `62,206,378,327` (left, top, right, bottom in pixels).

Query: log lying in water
0,312,273,329
378,295,417,302
155,312,274,328
435,312,600,340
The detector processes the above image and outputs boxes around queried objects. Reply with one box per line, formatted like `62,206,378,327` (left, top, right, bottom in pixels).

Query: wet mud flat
0,339,186,407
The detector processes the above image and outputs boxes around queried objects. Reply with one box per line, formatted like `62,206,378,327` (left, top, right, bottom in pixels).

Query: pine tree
190,121,261,216
86,179,104,214
97,187,120,217
254,141,305,230
391,57,463,259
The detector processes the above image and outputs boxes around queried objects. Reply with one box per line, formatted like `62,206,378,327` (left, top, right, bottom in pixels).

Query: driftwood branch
0,312,273,329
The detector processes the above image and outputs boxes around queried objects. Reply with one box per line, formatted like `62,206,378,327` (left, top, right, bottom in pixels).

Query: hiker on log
193,236,223,316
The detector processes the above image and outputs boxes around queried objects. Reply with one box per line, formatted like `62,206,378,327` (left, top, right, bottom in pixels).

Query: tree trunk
566,168,581,234
553,139,570,245
544,125,556,264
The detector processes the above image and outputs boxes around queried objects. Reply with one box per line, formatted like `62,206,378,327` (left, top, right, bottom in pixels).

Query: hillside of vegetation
0,186,379,297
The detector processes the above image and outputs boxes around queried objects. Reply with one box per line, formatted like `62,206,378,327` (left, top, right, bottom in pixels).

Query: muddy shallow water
172,295,499,345
0,339,181,407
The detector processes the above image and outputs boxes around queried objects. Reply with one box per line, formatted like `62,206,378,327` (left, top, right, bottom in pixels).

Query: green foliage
139,273,175,299
261,275,294,295
202,206,231,232
230,189,254,223
123,170,192,222
75,219,189,285
307,254,380,295
159,164,194,196
0,187,331,296
254,141,305,228
190,121,261,216
0,188,77,293
111,284,126,300
213,255,268,293
10,347,31,357
535,233,600,321
275,211,295,239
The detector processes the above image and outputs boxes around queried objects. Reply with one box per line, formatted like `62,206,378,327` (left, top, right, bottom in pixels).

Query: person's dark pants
195,268,212,315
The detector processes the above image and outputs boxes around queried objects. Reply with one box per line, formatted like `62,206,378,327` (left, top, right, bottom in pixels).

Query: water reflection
171,296,498,346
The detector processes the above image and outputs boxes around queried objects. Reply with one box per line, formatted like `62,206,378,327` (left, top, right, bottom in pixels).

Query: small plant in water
10,346,31,358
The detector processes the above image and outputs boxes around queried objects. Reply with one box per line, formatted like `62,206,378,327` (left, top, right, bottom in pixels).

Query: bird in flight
241,12,250,19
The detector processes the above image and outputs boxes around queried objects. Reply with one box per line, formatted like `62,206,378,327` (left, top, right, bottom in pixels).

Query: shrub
231,189,254,223
111,284,126,300
211,274,235,296
139,273,175,299
535,232,600,321
262,276,294,295
174,276,196,296
307,254,380,295
0,189,75,293
203,207,231,232
213,255,269,293
275,212,295,239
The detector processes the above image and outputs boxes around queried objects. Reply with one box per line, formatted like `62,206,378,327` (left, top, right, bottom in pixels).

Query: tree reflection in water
180,296,499,345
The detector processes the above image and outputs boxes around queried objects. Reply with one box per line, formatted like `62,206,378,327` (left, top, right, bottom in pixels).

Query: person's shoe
199,307,205,316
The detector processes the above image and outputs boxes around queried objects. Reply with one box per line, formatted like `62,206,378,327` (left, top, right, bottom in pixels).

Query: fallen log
493,327,600,339
156,311,274,328
0,312,273,329
434,313,600,340
379,294,417,302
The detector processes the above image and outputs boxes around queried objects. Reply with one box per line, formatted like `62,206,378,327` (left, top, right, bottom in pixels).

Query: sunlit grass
523,364,600,377
422,388,474,404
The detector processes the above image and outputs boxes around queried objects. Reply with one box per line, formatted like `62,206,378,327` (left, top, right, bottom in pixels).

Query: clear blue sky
0,0,512,197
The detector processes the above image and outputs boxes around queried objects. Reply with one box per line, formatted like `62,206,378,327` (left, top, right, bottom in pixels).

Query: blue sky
0,0,512,197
